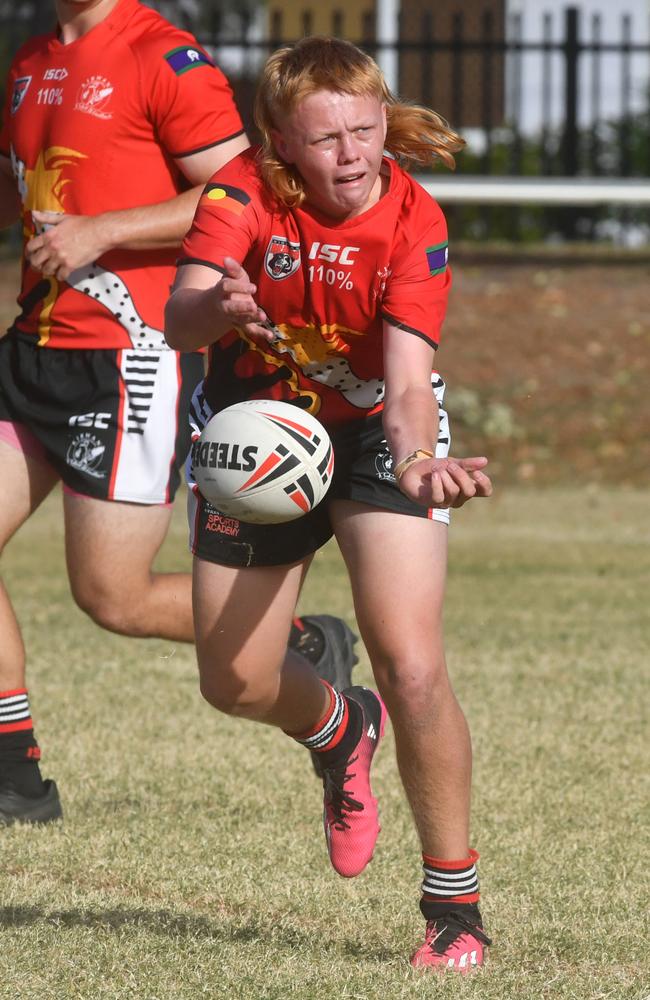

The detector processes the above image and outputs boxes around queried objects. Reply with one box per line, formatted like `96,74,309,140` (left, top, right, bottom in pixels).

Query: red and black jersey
180,147,451,430
0,0,244,349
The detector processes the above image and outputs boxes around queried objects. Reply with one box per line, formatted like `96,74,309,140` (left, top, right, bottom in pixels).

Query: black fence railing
1,3,649,243
191,5,650,183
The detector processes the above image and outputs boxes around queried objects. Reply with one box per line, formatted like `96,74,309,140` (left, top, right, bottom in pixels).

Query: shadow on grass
0,905,398,961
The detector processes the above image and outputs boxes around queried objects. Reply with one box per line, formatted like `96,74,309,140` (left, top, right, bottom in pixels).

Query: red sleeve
136,29,244,159
179,154,262,271
381,188,451,350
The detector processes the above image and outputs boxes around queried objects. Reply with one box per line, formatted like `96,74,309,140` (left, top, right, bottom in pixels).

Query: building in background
398,0,506,128
267,0,373,41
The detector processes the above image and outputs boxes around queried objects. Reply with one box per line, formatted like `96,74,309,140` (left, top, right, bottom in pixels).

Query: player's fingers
453,456,489,472
220,276,257,297
437,467,464,506
429,469,447,506
470,469,493,497
247,319,279,343
445,460,477,498
25,235,45,256
26,247,50,270
222,256,249,281
32,209,63,225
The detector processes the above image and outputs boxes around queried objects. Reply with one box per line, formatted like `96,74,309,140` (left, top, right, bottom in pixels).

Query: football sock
419,849,481,919
289,616,325,665
290,680,362,764
0,689,46,798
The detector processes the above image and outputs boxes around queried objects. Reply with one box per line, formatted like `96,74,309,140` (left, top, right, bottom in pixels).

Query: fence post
560,6,580,238
562,6,579,177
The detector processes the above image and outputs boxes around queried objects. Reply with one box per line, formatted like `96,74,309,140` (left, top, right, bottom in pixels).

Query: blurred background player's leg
64,494,195,642
0,434,62,824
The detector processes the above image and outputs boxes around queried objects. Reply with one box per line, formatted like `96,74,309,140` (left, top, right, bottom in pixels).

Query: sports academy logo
11,77,31,115
66,433,106,478
264,236,301,281
75,76,114,120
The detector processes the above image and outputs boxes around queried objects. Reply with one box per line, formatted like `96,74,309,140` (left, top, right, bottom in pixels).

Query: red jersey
180,148,451,430
0,0,243,350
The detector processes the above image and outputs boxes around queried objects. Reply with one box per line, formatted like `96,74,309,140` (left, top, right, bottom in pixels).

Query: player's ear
381,103,388,144
271,129,294,164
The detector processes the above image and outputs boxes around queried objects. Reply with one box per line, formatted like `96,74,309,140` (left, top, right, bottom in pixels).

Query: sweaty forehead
284,90,382,137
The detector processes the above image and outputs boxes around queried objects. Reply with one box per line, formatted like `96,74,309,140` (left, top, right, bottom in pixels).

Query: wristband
393,449,435,481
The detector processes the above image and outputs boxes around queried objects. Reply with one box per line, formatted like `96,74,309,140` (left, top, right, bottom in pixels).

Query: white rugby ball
192,399,334,524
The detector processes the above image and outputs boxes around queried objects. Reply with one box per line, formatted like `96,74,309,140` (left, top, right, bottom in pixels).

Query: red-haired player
166,37,492,971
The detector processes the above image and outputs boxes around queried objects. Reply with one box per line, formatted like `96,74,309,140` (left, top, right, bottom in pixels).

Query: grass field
1,487,648,999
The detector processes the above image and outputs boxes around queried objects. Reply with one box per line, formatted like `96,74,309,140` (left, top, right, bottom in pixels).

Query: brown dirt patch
1,253,648,485
442,254,650,485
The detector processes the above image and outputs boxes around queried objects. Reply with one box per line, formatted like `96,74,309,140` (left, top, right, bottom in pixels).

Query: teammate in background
165,37,493,972
0,0,355,827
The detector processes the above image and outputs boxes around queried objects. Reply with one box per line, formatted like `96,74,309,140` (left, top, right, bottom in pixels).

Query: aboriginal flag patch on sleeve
200,183,251,217
164,45,214,75
426,241,449,276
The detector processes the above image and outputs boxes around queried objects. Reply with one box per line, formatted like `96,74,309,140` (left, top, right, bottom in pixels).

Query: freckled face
271,90,388,221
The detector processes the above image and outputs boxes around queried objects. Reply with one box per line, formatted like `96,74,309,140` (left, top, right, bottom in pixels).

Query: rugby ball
192,399,334,524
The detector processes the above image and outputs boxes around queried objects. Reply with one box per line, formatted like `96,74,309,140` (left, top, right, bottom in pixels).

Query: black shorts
187,381,451,568
0,334,203,504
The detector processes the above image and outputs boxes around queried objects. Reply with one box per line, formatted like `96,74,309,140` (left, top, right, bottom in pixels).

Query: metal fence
1,2,649,242
195,5,650,183
2,3,649,180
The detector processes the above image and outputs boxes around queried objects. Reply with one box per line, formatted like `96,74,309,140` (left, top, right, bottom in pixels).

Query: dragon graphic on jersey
241,322,385,412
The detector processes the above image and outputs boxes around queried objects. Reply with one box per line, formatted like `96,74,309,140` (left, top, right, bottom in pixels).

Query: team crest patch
375,449,396,482
426,241,449,276
201,183,250,216
264,237,301,281
11,76,31,115
75,75,114,120
164,46,214,75
66,433,106,479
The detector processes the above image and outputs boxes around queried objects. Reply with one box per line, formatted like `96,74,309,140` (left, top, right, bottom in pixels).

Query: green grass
1,488,649,999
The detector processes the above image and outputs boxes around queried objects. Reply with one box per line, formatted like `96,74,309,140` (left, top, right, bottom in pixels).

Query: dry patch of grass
1,488,648,998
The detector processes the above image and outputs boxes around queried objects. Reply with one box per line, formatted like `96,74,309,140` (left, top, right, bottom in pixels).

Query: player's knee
198,662,271,719
374,650,449,719
72,579,147,637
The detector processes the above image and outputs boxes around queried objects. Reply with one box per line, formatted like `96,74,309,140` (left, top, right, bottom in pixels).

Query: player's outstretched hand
398,455,492,509
27,211,106,280
214,257,280,344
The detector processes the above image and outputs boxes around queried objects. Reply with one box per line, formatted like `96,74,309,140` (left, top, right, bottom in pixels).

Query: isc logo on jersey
43,68,68,81
308,242,360,265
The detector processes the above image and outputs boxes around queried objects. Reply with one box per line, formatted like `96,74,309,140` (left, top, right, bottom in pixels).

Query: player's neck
56,0,121,44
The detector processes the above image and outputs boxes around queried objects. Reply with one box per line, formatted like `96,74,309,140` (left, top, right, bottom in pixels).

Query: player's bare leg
0,438,61,824
332,500,489,968
0,439,59,688
332,500,470,856
192,554,329,729
64,494,195,642
193,554,384,876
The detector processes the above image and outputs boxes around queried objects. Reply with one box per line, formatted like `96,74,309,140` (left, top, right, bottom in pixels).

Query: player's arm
382,320,491,508
0,154,20,229
25,133,250,280
165,256,277,352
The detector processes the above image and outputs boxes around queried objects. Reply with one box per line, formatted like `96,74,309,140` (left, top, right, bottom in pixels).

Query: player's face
272,91,388,221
